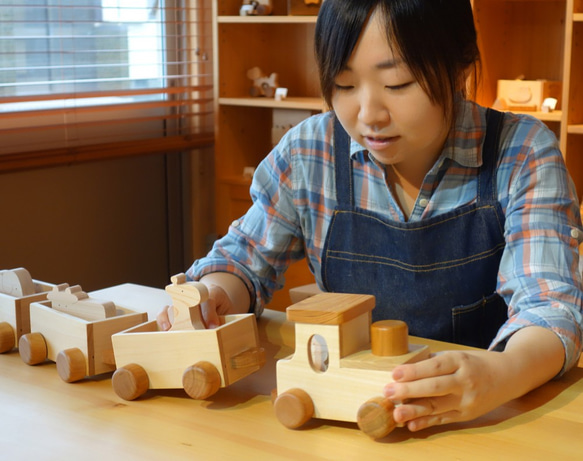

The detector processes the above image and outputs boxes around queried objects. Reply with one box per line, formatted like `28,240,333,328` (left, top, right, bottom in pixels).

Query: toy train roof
286,293,375,325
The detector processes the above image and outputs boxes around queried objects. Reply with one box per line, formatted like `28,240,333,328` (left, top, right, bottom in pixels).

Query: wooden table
1,284,582,460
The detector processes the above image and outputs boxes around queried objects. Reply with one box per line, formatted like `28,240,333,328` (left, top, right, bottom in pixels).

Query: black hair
315,0,480,124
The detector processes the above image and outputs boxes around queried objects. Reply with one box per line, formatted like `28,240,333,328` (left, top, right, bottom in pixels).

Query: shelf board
218,15,318,24
219,96,325,111
574,13,583,22
503,109,563,123
568,125,583,135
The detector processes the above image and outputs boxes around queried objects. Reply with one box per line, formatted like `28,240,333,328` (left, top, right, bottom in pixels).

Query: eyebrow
341,58,403,72
376,59,402,69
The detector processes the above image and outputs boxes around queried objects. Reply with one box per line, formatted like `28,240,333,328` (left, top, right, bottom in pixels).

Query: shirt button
570,228,580,239
231,219,240,228
419,198,429,208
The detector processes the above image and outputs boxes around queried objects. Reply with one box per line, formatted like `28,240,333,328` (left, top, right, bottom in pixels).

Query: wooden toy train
273,292,430,439
2,267,430,440
0,268,265,399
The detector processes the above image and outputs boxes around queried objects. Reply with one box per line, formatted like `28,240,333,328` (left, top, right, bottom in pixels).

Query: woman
159,0,583,432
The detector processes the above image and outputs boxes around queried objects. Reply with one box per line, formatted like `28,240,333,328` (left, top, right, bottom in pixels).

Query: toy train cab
273,293,430,439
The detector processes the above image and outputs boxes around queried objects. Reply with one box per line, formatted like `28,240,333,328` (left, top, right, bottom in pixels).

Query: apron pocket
452,293,508,349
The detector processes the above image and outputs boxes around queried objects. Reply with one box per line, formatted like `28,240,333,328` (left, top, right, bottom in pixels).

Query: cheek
396,97,446,137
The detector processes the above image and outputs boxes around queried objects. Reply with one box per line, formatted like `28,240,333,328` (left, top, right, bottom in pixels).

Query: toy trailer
0,268,55,353
111,273,265,401
273,293,430,439
18,283,147,383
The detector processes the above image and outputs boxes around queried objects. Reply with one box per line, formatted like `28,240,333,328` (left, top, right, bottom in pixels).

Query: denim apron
321,109,508,348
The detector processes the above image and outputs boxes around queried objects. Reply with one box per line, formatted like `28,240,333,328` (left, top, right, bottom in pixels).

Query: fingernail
392,369,404,381
383,384,395,398
161,322,170,331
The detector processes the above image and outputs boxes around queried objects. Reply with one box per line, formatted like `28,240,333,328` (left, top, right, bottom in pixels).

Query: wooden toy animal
0,268,54,353
273,293,430,439
247,66,279,98
111,273,265,401
19,283,147,383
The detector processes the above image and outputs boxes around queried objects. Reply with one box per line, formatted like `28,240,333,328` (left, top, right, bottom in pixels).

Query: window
0,0,213,169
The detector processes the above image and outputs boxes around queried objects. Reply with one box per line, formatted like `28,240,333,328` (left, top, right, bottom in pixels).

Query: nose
358,88,390,129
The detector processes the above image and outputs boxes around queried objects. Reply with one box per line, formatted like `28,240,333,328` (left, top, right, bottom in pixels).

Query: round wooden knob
371,320,408,356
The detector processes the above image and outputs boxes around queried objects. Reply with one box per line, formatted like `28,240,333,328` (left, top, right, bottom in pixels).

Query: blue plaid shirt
189,100,583,374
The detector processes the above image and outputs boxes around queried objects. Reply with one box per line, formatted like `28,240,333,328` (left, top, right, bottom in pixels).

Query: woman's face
331,9,449,174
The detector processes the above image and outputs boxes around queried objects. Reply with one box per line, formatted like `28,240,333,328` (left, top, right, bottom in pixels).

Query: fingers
156,284,231,330
156,305,172,331
392,395,461,430
200,296,221,329
392,353,460,383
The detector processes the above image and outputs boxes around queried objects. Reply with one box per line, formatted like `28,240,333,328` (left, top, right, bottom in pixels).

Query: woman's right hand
156,284,233,330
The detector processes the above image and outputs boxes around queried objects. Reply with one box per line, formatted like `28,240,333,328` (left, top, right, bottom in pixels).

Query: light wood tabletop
1,284,582,460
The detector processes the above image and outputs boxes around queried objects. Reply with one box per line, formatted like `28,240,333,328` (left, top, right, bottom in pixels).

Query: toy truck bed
0,268,55,353
111,312,264,400
20,298,147,381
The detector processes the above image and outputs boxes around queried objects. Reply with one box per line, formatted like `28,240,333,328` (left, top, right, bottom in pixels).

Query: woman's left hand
383,326,564,432
383,350,511,432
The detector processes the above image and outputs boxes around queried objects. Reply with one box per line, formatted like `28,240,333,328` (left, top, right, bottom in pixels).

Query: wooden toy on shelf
273,293,430,440
0,268,55,353
111,273,265,401
18,283,147,383
247,66,279,98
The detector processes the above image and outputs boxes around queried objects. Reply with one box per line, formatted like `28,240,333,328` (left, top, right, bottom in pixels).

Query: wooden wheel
182,361,221,400
56,348,86,383
112,363,150,401
18,332,47,365
356,396,396,439
0,322,15,353
273,388,314,429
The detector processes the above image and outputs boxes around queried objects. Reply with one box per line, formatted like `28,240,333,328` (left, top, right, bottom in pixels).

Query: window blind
0,0,214,171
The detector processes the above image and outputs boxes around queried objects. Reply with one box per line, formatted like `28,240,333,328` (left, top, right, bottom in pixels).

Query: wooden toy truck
111,273,265,401
273,293,430,439
0,268,54,353
18,283,147,383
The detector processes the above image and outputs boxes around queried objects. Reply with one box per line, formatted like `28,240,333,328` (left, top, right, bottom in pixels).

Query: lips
363,135,399,151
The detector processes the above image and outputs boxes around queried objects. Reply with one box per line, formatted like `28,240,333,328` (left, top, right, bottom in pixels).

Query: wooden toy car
18,283,147,383
273,293,430,439
111,273,265,401
0,268,54,353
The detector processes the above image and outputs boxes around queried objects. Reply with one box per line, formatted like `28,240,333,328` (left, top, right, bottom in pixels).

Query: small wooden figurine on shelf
240,0,273,16
111,273,265,401
273,293,430,439
247,66,279,98
0,268,54,353
19,283,147,383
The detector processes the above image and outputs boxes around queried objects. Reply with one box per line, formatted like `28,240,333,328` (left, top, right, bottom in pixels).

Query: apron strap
478,108,505,203
333,116,353,207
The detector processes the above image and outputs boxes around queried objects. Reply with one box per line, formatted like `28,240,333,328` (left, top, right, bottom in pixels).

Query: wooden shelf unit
473,0,583,195
212,1,320,310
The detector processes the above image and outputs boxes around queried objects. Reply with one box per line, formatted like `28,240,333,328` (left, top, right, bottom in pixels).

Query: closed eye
334,84,354,91
386,82,413,91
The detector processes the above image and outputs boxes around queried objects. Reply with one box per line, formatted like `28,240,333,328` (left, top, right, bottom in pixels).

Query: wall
0,154,176,291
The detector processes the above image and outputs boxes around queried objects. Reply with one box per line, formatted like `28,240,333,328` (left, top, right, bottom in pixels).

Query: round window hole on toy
308,334,329,373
